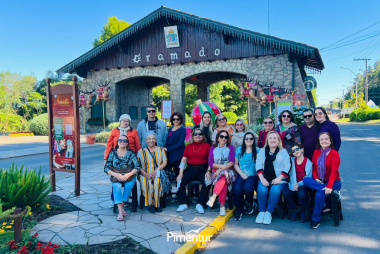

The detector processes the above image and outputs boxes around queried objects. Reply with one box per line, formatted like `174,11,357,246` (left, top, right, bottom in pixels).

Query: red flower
17,246,30,254
28,241,31,245
33,233,38,238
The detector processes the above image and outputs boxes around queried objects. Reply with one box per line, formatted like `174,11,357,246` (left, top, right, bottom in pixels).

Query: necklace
193,142,204,153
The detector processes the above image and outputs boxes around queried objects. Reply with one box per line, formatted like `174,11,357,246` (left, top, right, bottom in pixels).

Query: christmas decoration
191,100,221,126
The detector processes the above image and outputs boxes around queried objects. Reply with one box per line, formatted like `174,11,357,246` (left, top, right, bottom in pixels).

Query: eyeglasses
245,137,254,141
264,121,273,124
147,138,156,141
315,112,323,116
291,147,300,153
303,114,313,119
172,118,181,122
147,110,156,113
217,117,227,122
121,120,130,123
118,139,128,143
282,114,291,118
219,135,228,140
193,133,203,136
236,123,244,127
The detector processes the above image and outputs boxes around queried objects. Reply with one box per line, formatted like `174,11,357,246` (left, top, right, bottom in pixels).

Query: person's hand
260,178,270,187
271,177,282,185
323,187,332,195
116,173,124,182
151,170,157,179
176,173,183,182
220,165,228,170
213,169,220,178
122,173,131,182
316,179,324,184
293,183,299,191
240,172,248,180
205,171,211,180
163,147,167,151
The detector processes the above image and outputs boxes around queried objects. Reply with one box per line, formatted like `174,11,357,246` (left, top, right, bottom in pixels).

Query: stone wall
79,54,307,132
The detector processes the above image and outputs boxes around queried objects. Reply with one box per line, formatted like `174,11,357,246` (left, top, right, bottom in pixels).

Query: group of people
103,104,342,229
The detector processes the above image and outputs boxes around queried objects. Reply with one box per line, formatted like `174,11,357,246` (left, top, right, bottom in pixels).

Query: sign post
161,100,173,119
47,77,81,196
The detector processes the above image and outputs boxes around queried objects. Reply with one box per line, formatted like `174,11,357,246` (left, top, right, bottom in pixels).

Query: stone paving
32,170,220,254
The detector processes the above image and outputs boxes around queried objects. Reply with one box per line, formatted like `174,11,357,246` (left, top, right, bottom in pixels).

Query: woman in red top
303,132,341,229
258,117,284,148
176,128,211,214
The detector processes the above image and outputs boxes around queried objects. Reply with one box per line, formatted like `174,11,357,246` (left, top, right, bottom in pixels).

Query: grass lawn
367,119,380,123
0,229,32,249
336,118,380,124
336,118,350,122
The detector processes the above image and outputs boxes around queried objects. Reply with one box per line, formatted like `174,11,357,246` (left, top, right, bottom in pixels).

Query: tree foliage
93,16,132,47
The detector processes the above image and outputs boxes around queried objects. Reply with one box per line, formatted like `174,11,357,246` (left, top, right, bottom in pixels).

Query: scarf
317,147,331,180
118,126,130,136
264,146,279,183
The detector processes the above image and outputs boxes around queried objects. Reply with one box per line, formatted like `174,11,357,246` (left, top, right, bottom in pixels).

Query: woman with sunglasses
207,130,236,216
275,110,301,154
104,135,140,221
176,128,212,214
282,143,312,223
233,132,258,221
104,114,141,207
137,132,169,214
314,107,341,151
231,118,258,150
194,111,214,145
164,112,187,178
303,132,341,229
255,131,290,225
258,117,278,148
212,113,234,145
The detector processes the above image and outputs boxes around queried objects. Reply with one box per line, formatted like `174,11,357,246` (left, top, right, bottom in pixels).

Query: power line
321,32,380,51
320,20,380,50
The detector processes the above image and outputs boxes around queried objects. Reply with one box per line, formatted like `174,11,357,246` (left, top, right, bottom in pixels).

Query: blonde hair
234,118,248,133
199,112,214,139
215,113,228,128
264,131,283,150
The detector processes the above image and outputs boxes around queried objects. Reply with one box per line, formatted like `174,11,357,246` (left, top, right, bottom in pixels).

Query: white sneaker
255,212,265,224
176,204,188,212
206,197,215,207
219,207,226,216
195,204,205,214
110,200,114,208
263,211,272,225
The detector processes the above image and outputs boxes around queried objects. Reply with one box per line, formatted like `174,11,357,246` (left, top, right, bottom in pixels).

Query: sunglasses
245,137,254,141
172,118,181,122
147,110,156,113
282,114,291,118
217,117,227,122
303,114,313,119
193,132,203,136
118,139,128,143
219,135,228,140
315,112,323,116
264,121,273,124
291,147,301,153
236,123,244,127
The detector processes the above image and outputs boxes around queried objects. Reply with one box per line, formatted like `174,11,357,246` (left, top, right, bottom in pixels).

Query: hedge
349,108,380,122
29,113,49,135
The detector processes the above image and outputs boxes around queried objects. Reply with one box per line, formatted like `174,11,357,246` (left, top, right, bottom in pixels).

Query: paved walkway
31,169,220,254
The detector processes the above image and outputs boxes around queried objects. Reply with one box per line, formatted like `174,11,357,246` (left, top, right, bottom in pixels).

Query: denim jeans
282,184,307,213
112,175,137,204
303,177,341,222
257,181,286,213
233,174,259,214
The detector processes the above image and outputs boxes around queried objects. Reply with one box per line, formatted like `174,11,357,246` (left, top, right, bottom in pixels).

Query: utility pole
349,81,357,108
342,89,344,109
354,58,371,104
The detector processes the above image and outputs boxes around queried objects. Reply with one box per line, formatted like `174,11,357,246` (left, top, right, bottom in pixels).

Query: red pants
213,175,228,205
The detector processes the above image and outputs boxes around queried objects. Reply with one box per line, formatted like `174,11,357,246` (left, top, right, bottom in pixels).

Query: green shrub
349,108,380,122
29,113,48,135
108,122,119,130
349,112,356,121
95,131,111,143
0,163,51,210
249,123,263,135
223,112,238,123
0,113,28,133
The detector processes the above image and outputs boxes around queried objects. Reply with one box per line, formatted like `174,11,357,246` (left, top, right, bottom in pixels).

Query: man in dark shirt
300,109,319,161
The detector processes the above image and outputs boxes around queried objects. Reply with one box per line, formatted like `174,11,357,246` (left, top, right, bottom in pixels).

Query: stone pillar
197,83,210,102
170,78,186,117
248,98,262,125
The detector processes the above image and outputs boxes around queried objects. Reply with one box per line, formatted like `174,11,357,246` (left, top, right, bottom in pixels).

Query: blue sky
1,0,379,106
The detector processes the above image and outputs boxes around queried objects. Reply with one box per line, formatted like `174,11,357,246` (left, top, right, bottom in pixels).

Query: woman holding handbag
104,135,140,221
137,132,169,214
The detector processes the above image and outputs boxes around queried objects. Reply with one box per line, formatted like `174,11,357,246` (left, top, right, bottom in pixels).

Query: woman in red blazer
303,132,341,229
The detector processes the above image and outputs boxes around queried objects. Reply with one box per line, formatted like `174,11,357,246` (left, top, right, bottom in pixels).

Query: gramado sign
131,47,221,64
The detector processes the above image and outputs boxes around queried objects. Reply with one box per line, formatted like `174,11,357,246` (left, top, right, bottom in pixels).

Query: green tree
93,16,132,47
152,84,170,111
185,84,197,115
311,88,318,106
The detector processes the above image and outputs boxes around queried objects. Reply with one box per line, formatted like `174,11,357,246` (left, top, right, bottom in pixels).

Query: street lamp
341,67,358,108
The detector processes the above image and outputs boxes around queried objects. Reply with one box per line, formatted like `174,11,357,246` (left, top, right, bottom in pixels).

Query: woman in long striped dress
137,132,168,213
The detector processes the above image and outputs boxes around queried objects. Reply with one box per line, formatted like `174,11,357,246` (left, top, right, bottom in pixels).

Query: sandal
122,211,128,217
117,215,124,221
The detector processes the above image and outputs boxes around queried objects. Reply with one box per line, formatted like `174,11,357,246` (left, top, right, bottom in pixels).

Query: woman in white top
211,113,234,145
255,131,291,225
231,118,258,150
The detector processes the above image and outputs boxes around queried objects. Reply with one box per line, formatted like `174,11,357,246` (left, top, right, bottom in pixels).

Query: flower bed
0,132,34,137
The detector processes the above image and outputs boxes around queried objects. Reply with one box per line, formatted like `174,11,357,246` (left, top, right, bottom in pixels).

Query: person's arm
255,149,264,175
311,150,319,180
330,122,342,151
134,130,141,152
164,127,171,148
104,129,116,161
234,148,246,178
227,145,236,169
208,146,216,170
166,127,186,152
211,129,218,145
326,151,340,189
298,160,313,187
280,150,291,179
137,122,143,145
177,157,188,181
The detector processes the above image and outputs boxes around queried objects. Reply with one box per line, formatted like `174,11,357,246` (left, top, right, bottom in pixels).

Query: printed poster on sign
51,94,76,170
164,26,180,48
161,100,173,119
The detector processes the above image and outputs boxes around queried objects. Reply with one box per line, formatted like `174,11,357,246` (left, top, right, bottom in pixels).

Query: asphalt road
204,124,380,254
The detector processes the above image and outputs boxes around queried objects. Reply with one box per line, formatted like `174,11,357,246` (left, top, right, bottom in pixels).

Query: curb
335,122,380,126
174,207,235,254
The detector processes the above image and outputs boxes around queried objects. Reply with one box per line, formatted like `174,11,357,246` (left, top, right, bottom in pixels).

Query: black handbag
163,167,176,182
109,166,133,183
